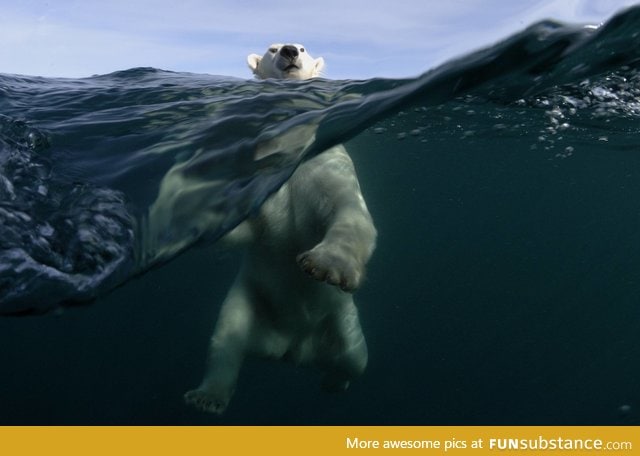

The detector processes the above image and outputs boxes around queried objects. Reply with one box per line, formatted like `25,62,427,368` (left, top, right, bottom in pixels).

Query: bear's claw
297,246,362,292
184,388,229,414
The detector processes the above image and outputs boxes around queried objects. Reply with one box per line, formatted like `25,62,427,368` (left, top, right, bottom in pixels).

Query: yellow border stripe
1,426,638,456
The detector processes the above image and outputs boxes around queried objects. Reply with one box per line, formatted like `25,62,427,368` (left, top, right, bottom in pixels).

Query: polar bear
184,44,376,414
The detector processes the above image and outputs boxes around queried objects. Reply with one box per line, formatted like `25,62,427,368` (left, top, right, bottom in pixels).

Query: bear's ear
313,57,325,77
247,54,262,75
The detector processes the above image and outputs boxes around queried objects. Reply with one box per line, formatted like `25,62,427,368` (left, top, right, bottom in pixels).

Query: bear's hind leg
318,304,368,393
185,280,254,414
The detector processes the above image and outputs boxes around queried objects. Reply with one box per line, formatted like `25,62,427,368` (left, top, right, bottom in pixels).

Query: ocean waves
1,6,639,314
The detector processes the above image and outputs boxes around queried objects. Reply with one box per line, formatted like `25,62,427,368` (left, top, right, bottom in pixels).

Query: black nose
280,45,299,60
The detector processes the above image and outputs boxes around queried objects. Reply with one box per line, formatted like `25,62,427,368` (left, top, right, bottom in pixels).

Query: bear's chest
251,180,322,251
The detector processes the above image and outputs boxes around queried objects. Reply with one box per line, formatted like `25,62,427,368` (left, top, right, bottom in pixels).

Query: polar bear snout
279,45,299,60
276,45,302,72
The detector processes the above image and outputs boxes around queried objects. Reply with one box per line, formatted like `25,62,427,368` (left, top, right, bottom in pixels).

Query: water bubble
26,130,49,150
591,86,618,100
546,107,564,118
38,223,55,238
555,146,574,159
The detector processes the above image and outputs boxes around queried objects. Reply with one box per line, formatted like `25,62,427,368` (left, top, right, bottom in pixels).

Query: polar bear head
247,44,325,80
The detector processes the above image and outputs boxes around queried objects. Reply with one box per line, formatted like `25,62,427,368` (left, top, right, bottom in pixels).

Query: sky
1,0,638,80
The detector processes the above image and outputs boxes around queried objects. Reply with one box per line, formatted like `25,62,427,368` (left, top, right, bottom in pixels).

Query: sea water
0,7,639,424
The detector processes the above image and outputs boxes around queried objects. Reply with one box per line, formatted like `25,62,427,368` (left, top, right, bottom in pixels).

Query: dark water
1,7,640,424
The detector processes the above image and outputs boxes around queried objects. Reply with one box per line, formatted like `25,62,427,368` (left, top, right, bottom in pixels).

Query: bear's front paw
184,386,231,414
297,244,363,292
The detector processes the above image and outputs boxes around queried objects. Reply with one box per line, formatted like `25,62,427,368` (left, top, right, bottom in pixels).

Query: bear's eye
269,48,277,54
300,48,305,53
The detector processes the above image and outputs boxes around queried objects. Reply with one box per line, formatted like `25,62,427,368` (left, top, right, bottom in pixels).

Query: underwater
1,6,640,424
